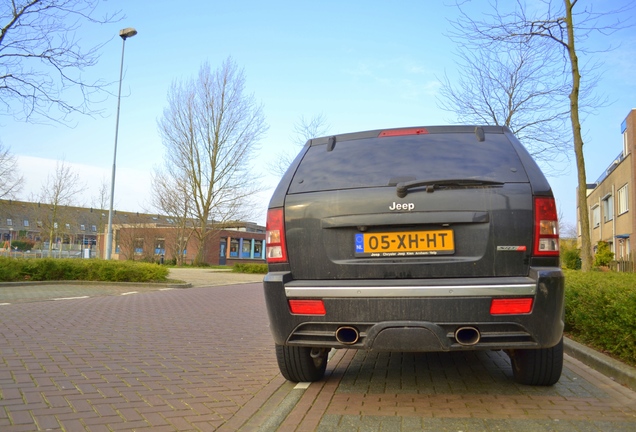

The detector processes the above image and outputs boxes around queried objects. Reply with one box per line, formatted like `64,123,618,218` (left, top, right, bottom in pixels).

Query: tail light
288,299,326,315
490,298,534,315
266,208,287,263
378,127,428,137
533,197,559,256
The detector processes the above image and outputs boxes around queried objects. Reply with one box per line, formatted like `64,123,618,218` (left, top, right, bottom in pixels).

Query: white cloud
16,156,153,212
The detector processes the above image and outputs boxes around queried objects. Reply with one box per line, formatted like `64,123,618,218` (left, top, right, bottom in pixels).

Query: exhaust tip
454,326,481,346
335,326,360,345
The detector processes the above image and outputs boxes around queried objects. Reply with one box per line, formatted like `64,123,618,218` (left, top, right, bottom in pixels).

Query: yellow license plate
354,230,454,257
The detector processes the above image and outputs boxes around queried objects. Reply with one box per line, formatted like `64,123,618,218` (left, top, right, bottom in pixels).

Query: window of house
602,195,614,222
91,225,97,232
155,238,165,255
54,222,58,229
229,238,239,257
23,219,29,227
65,223,71,230
591,205,600,228
6,218,12,226
80,224,86,231
241,239,252,258
134,238,144,254
618,184,629,215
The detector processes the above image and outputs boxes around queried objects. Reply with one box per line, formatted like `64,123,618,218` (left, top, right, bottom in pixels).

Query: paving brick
33,413,60,430
0,282,279,432
3,278,636,431
8,410,33,425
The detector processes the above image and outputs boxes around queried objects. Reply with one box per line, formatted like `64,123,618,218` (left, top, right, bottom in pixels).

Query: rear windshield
288,132,529,194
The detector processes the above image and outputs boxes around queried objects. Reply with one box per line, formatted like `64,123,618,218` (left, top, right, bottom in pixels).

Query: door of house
219,242,227,265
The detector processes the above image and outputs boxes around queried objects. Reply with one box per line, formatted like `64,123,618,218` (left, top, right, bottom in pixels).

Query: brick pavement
0,281,279,431
2,270,636,431
272,349,636,431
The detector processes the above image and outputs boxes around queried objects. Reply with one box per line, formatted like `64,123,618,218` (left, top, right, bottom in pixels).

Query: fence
0,248,99,259
610,254,635,272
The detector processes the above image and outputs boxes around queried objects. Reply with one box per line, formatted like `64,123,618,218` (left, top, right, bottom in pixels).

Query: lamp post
106,27,137,260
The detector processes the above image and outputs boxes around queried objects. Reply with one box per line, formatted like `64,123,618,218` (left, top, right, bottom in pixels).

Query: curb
564,336,636,391
0,280,192,289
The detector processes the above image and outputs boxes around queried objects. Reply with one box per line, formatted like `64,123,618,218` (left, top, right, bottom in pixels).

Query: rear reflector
288,299,326,315
379,128,428,137
533,197,559,256
266,208,287,263
490,298,534,315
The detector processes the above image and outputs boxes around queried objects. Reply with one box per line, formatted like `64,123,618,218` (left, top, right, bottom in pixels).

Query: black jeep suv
264,126,564,386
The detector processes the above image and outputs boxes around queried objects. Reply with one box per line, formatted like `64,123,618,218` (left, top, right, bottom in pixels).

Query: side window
618,184,629,215
591,205,600,228
602,195,613,222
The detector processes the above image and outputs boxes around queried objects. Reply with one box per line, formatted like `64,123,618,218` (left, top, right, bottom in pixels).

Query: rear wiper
396,179,504,198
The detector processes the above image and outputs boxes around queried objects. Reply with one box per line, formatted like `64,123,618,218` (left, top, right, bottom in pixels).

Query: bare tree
438,34,571,173
271,114,330,177
156,57,267,265
447,0,632,271
35,160,85,253
150,169,194,265
112,217,155,262
1,0,121,123
90,177,109,211
0,142,24,198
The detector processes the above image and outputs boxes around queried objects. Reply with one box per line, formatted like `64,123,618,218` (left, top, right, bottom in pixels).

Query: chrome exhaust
335,326,360,345
454,326,481,346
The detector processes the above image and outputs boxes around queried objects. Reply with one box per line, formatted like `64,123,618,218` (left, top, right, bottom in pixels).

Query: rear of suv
264,126,564,386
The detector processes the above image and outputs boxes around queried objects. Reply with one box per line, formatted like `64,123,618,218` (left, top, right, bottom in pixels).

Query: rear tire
275,344,328,382
509,337,563,386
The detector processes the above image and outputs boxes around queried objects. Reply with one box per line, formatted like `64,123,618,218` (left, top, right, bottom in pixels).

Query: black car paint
264,126,564,353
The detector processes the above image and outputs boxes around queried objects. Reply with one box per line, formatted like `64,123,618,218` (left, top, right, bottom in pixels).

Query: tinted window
289,132,528,194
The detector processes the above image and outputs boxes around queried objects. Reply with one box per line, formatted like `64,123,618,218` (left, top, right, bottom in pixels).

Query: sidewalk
168,267,264,287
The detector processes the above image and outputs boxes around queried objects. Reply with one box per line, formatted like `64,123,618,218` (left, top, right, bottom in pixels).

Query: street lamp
106,27,137,260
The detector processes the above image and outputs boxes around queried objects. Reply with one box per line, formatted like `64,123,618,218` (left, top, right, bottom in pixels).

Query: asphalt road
0,269,635,431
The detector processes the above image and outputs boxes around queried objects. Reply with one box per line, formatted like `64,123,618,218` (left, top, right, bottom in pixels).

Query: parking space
0,282,279,431
1,273,635,431
270,349,636,431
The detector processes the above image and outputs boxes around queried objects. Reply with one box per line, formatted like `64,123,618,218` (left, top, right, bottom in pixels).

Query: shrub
0,257,169,283
564,269,636,366
0,257,23,281
562,248,581,270
560,238,581,270
232,263,268,274
10,240,35,252
593,241,614,267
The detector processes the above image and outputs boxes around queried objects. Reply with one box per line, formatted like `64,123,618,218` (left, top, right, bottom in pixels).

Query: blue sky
3,0,636,227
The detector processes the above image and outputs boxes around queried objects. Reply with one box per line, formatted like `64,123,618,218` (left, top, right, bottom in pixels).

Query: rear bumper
263,268,564,351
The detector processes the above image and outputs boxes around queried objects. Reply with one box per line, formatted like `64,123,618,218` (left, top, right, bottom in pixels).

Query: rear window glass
288,132,528,194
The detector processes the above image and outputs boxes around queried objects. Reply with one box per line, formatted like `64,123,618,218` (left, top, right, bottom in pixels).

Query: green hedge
564,269,636,366
232,263,268,274
0,257,169,283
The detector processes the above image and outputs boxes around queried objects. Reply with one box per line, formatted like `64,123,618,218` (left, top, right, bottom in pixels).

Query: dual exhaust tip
335,325,481,347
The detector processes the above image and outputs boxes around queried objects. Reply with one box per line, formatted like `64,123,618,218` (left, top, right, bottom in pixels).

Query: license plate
354,230,455,257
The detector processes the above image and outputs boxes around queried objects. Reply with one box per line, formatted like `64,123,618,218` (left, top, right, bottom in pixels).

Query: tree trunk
564,0,593,271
